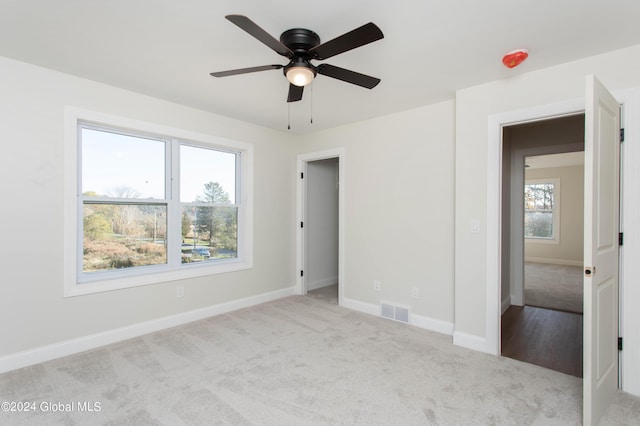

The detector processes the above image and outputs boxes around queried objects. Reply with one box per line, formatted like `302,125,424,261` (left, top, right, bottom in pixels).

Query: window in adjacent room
524,179,559,242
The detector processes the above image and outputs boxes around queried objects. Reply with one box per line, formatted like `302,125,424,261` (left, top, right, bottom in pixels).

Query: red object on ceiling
502,49,529,68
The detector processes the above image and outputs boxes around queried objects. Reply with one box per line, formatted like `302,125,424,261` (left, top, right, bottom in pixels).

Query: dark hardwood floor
501,305,583,378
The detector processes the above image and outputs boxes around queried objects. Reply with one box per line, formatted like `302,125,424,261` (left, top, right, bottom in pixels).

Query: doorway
305,158,339,304
297,148,345,306
500,115,585,377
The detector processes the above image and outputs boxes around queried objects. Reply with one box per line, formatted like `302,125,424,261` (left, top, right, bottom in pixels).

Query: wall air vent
380,301,411,324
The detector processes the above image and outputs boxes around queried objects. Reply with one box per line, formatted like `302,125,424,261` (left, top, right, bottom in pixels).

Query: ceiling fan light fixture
286,65,316,86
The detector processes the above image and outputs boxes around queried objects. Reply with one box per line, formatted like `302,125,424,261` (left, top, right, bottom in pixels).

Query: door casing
489,88,640,397
488,98,587,355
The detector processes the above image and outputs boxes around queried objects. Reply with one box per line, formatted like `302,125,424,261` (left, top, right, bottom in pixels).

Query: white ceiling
1,1,639,134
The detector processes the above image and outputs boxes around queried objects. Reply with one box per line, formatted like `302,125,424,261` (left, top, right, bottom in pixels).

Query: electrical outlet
374,280,381,291
176,285,184,298
411,286,420,299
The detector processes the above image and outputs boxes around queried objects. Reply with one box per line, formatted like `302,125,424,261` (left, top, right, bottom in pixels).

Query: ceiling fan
210,15,384,102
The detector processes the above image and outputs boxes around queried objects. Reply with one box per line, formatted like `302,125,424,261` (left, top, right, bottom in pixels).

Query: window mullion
167,138,181,268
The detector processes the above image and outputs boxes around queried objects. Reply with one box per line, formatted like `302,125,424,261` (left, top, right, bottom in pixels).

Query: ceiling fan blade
310,22,383,60
226,15,293,57
287,84,304,102
317,64,381,89
210,64,283,78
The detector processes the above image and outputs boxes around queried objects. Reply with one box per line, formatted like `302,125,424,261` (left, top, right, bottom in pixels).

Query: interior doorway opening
305,157,339,305
297,148,345,307
500,115,585,377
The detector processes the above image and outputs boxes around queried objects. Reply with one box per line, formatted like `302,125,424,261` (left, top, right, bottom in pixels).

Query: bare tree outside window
524,183,555,239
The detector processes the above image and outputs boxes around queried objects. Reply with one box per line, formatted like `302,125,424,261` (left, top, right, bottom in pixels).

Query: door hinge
620,128,625,142
300,172,304,179
619,232,624,246
300,270,304,277
619,337,623,351
300,221,304,228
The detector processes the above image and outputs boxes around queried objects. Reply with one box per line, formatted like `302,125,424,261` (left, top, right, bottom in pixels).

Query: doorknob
584,266,596,276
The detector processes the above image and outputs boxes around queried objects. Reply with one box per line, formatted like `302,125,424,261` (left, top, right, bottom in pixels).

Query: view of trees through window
180,181,238,264
80,125,238,274
524,182,555,239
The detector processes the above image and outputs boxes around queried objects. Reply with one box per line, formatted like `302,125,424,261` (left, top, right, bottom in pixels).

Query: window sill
64,259,253,297
525,237,560,245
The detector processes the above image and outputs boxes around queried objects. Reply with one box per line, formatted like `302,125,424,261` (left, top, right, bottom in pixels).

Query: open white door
583,75,620,426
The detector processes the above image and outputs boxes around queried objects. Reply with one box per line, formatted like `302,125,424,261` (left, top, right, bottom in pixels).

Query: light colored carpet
525,262,583,313
307,284,338,304
1,293,639,425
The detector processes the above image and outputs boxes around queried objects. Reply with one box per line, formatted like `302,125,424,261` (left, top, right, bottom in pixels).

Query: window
64,108,253,296
81,127,170,272
524,179,559,242
179,145,239,264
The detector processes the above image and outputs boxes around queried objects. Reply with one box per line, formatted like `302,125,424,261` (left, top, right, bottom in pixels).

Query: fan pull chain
287,102,291,130
310,82,314,124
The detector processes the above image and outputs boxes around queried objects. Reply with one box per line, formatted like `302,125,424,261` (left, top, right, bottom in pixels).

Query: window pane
524,183,554,210
524,211,553,238
180,145,236,203
181,206,237,263
83,203,167,272
82,128,166,199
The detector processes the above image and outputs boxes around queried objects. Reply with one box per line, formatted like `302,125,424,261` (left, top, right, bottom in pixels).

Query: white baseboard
0,286,296,374
502,296,512,314
307,276,338,291
453,331,491,354
524,257,583,267
412,313,455,335
341,297,380,316
342,298,496,355
510,294,524,307
341,297,454,336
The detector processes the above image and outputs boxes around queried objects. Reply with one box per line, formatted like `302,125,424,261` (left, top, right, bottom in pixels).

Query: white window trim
64,107,254,297
524,177,560,245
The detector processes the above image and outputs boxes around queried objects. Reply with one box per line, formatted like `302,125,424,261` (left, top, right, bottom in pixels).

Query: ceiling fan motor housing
280,28,321,57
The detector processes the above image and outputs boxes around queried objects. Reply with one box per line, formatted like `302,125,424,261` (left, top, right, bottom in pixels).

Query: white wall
300,101,456,331
454,44,640,346
306,158,339,290
0,57,298,361
525,165,584,265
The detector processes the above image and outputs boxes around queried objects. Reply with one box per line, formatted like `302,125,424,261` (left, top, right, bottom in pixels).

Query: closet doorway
297,148,345,306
